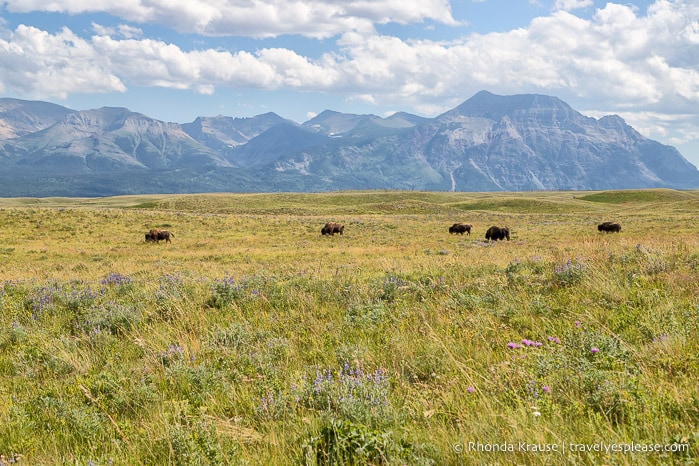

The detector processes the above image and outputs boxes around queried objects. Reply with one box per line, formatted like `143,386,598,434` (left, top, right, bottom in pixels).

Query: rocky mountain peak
0,98,75,139
0,92,696,196
446,90,580,125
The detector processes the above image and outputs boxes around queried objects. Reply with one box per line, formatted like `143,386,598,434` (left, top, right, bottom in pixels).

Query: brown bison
321,222,344,236
146,228,174,243
598,222,621,233
449,223,471,235
485,225,510,241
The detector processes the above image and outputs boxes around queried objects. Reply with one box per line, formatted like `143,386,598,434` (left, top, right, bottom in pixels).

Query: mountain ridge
0,91,697,196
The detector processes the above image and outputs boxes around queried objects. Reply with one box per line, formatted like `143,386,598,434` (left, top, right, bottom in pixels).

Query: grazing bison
321,222,344,236
598,222,621,233
485,225,510,241
449,223,471,235
146,228,174,243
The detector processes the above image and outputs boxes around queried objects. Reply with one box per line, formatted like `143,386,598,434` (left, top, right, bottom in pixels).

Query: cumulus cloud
553,0,593,12
91,23,143,39
0,1,696,108
324,1,699,117
0,0,698,152
0,25,126,98
2,0,458,38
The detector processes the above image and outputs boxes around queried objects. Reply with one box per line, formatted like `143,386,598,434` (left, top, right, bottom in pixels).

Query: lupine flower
158,344,184,364
101,272,132,286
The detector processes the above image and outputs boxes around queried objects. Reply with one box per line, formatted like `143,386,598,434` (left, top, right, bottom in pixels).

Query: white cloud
1,0,698,154
91,23,115,36
117,24,144,39
0,25,126,98
553,0,593,12
321,2,699,115
91,23,143,39
1,1,697,110
2,0,458,38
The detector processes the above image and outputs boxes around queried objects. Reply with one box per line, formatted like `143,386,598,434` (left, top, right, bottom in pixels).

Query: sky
1,0,698,166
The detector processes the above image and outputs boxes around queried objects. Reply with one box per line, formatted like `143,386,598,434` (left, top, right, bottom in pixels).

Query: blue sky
1,0,698,166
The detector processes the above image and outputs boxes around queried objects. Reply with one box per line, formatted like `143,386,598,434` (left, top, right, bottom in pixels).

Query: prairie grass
0,189,697,465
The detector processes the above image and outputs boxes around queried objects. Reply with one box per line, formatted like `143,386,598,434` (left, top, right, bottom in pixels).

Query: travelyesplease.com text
453,441,689,455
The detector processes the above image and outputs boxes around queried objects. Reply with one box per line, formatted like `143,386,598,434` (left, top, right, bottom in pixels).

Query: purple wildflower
590,347,599,353
466,386,475,393
101,272,132,287
542,385,550,393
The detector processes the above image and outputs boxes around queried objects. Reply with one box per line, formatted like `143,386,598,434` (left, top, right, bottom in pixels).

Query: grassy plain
0,189,697,465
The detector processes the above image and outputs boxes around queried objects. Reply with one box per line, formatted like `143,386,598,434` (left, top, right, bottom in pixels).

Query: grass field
0,189,697,465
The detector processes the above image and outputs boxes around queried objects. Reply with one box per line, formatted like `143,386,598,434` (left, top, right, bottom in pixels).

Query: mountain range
0,91,697,197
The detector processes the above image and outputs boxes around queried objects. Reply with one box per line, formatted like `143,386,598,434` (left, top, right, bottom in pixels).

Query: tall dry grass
0,190,697,465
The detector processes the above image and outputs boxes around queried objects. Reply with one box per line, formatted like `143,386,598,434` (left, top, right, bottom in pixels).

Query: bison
146,228,174,243
449,223,471,235
485,225,510,241
598,222,621,233
321,222,344,236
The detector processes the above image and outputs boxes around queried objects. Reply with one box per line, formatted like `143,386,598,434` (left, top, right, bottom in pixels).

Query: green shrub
305,418,433,466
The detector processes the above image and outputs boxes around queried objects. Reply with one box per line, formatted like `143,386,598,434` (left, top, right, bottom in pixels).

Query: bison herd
144,220,622,244
449,223,509,241
318,221,619,242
